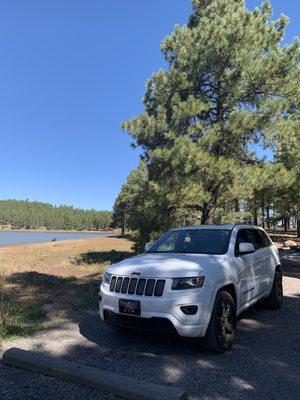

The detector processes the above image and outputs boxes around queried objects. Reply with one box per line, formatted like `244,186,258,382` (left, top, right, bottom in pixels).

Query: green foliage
112,163,148,234
116,0,299,247
0,199,112,231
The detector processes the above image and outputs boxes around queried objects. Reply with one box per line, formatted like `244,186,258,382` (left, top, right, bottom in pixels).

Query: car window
235,229,252,256
148,229,232,255
154,231,181,252
248,229,265,250
259,230,272,247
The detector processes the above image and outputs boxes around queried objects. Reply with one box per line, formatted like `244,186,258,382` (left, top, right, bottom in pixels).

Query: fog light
180,305,198,315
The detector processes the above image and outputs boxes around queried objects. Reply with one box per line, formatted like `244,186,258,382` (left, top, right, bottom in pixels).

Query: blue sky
0,1,299,210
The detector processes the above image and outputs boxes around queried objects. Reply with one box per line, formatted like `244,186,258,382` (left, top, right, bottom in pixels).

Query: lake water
0,231,115,247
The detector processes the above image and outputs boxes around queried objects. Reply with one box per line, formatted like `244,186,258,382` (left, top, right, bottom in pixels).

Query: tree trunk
201,202,213,224
253,206,258,226
200,183,220,224
201,198,218,224
297,218,300,238
121,214,125,235
266,205,270,230
283,218,288,232
261,199,265,229
235,199,239,212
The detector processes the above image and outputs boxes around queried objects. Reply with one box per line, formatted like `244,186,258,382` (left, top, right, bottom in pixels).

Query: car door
248,229,272,296
234,229,258,308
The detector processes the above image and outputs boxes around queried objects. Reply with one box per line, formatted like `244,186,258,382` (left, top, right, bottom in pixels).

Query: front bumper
99,284,215,338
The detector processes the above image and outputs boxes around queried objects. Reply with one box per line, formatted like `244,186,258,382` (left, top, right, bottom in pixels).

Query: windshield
147,229,232,255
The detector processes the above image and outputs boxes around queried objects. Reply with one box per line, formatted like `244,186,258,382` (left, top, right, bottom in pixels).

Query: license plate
119,299,141,316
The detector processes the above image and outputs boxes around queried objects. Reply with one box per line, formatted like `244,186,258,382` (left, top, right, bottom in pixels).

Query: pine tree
122,0,299,228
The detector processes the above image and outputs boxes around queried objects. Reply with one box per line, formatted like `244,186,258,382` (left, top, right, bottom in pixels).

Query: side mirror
239,242,255,255
145,242,152,252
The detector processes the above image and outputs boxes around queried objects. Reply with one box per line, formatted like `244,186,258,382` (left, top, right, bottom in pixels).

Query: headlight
172,276,205,290
102,271,112,285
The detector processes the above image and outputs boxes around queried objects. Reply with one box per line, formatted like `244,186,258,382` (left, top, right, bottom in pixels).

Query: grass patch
0,291,46,341
0,236,134,343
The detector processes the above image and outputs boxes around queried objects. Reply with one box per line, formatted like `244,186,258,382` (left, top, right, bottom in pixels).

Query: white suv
99,225,283,352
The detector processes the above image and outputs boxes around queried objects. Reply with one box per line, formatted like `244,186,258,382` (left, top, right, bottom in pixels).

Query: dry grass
0,236,133,277
0,236,134,342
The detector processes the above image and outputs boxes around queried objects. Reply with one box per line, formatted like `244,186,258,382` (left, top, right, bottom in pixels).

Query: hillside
0,199,112,231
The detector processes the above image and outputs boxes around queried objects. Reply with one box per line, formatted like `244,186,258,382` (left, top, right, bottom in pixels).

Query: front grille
109,276,165,297
104,310,175,334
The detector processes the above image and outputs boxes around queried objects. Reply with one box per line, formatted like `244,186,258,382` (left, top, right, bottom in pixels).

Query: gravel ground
1,251,300,400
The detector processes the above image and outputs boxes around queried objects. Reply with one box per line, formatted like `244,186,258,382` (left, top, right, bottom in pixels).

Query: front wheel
263,270,283,310
202,290,237,353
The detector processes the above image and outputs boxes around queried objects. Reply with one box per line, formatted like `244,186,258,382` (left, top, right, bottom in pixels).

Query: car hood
106,253,225,278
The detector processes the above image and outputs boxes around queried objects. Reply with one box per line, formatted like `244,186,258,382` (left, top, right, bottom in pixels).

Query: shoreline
0,230,122,249
0,228,118,234
0,234,123,249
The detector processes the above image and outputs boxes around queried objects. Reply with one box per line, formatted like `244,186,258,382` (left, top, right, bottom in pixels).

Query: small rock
42,303,54,317
284,240,297,248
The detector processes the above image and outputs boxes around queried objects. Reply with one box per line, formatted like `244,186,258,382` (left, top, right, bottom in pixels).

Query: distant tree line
113,162,299,246
112,0,299,250
0,200,112,231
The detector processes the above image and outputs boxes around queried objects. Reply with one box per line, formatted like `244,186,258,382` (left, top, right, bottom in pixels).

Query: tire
263,270,283,310
202,290,237,353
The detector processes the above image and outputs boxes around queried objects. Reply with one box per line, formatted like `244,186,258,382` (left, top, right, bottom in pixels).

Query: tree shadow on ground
72,250,134,265
3,274,300,400
1,247,136,340
1,271,100,339
73,293,300,399
74,254,300,398
3,252,300,399
3,293,300,400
